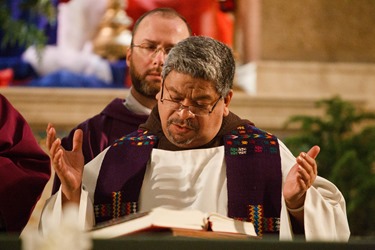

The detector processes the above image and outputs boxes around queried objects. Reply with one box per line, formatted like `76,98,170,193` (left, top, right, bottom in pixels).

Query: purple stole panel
224,124,282,235
93,125,282,236
94,130,155,222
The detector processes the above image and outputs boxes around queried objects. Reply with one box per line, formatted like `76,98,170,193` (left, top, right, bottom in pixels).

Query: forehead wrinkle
167,84,215,102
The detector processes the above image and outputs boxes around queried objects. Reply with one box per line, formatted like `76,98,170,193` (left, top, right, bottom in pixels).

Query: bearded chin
129,69,160,99
166,119,197,146
167,129,195,146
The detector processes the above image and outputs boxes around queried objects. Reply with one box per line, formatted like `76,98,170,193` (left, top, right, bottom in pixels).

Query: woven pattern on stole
226,125,278,156
248,205,280,236
112,129,157,147
225,125,281,236
94,191,138,219
94,129,156,221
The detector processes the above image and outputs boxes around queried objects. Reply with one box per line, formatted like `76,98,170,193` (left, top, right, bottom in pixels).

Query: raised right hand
46,123,84,204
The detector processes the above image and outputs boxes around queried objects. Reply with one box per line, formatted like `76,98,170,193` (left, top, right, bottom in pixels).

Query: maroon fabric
60,98,149,164
0,94,51,233
52,98,149,194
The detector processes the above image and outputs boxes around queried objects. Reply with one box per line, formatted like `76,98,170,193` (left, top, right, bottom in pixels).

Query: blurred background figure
0,94,51,234
5,0,233,88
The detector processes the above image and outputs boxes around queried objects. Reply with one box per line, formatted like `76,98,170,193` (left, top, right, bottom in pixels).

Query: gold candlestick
92,0,132,61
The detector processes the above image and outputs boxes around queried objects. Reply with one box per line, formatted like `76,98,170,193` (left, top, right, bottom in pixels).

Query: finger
303,155,318,177
297,175,309,190
46,123,53,134
297,157,318,188
49,138,61,159
297,164,314,187
298,152,317,172
298,145,319,176
72,129,83,153
46,123,52,149
46,123,51,135
306,145,320,159
46,124,56,150
52,148,65,177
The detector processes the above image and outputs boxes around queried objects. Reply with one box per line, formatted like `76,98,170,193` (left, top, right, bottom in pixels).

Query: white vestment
40,140,350,241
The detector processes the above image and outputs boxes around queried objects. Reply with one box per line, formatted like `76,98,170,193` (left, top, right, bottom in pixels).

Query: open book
89,207,258,239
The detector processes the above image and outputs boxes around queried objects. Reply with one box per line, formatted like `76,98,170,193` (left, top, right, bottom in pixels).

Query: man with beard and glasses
43,36,350,241
50,8,192,194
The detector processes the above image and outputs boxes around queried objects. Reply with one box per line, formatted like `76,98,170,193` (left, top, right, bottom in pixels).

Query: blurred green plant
0,0,56,50
284,96,375,236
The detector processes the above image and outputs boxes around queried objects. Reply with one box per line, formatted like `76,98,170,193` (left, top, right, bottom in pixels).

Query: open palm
46,123,84,202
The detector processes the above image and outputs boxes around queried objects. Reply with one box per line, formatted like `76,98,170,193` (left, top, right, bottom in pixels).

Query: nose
176,105,195,119
152,49,166,66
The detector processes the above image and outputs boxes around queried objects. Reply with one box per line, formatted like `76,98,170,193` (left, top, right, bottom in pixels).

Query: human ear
223,90,233,117
125,47,132,67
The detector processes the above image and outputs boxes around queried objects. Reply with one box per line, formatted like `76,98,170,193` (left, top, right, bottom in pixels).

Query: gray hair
162,36,235,97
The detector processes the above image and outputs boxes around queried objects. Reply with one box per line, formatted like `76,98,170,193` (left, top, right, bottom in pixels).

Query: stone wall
261,0,375,62
242,0,375,114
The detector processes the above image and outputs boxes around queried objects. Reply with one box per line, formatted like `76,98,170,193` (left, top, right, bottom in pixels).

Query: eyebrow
136,39,175,47
168,85,214,102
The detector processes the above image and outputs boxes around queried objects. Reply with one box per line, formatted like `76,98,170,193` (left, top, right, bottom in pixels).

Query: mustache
168,118,198,131
146,67,163,75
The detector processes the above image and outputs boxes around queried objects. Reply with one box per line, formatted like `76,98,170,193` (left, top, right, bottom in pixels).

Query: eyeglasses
131,43,173,58
160,82,222,117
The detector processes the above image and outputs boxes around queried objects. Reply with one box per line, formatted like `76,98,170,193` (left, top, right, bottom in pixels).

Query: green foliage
0,0,56,50
284,96,375,236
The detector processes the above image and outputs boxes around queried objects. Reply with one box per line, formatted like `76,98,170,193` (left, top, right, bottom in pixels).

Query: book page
207,213,257,236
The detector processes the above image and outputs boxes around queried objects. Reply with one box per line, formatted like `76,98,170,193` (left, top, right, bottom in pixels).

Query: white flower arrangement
22,204,92,250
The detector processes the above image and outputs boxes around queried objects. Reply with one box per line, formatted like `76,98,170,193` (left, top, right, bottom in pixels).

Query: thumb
307,145,320,159
72,129,83,153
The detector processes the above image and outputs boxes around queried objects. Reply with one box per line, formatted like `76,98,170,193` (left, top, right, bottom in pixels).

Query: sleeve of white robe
39,147,110,234
278,140,350,241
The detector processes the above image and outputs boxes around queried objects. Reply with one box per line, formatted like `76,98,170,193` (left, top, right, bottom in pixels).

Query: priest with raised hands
41,36,350,241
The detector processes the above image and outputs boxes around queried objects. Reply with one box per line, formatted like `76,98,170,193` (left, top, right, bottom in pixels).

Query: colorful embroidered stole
93,125,282,236
224,124,281,235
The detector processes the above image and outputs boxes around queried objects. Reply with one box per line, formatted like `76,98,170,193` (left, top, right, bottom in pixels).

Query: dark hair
162,36,235,97
131,8,192,44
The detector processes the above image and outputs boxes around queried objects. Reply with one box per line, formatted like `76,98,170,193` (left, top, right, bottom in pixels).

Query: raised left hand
283,145,320,210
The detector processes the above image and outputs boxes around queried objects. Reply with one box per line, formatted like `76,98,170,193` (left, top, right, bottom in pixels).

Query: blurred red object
0,68,14,87
126,0,233,46
219,0,236,12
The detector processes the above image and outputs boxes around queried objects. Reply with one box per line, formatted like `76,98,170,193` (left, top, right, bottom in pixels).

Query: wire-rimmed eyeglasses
131,42,173,58
160,82,222,116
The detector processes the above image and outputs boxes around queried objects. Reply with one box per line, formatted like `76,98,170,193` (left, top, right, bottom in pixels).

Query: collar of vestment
139,105,254,151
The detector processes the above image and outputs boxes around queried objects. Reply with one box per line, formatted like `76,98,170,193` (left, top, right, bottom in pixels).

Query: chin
171,138,194,147
167,133,194,148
